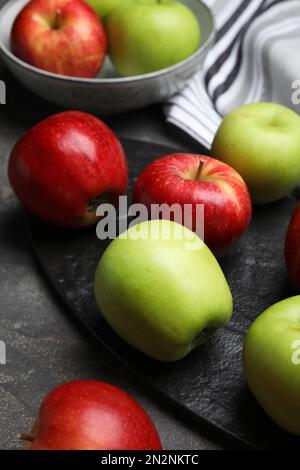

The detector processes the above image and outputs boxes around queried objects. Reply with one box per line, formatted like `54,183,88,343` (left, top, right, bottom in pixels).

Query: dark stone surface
0,1,224,449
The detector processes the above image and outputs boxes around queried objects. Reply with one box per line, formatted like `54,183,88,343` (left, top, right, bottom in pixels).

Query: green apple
106,0,201,76
86,0,121,20
243,296,300,435
211,103,300,204
94,220,233,362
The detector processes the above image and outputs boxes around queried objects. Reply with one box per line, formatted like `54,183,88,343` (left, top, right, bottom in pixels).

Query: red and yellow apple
133,154,252,256
8,111,128,227
11,0,107,77
20,381,162,450
285,203,300,291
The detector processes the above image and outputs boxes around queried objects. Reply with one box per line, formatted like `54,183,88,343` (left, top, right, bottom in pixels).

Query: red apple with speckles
133,154,252,256
285,203,300,291
8,111,128,227
11,0,107,77
19,381,162,450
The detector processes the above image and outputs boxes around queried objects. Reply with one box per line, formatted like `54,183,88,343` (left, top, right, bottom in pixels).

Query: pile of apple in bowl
0,0,214,113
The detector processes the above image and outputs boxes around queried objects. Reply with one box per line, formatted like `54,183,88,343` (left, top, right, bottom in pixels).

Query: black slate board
25,139,300,450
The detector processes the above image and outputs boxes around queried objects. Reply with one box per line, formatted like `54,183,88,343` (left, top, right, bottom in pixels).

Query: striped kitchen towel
165,0,300,149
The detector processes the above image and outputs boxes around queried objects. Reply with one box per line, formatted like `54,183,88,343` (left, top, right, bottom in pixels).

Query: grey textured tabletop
0,0,228,448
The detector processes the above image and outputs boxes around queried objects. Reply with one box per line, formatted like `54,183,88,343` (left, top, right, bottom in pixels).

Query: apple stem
195,160,205,181
53,9,62,29
18,433,34,443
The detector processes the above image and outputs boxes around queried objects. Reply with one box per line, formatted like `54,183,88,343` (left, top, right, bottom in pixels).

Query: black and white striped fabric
165,0,300,149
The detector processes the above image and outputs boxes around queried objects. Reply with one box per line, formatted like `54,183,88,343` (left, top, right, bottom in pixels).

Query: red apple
8,111,128,227
285,203,300,291
133,154,252,256
11,0,107,78
19,380,162,450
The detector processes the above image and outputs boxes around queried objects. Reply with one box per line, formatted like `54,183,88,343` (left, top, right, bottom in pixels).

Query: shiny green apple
212,103,300,204
106,0,201,76
94,220,233,362
243,296,300,435
86,0,121,20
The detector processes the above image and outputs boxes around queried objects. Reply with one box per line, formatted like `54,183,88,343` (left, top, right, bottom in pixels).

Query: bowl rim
0,0,215,85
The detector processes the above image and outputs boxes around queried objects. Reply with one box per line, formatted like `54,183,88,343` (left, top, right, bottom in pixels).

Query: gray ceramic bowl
0,0,214,114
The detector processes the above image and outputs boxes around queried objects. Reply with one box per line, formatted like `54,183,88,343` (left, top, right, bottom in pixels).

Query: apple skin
211,103,300,204
243,297,300,435
86,0,120,20
94,220,233,362
8,111,128,227
133,154,252,256
285,203,300,291
106,0,201,76
24,380,162,450
11,0,107,78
